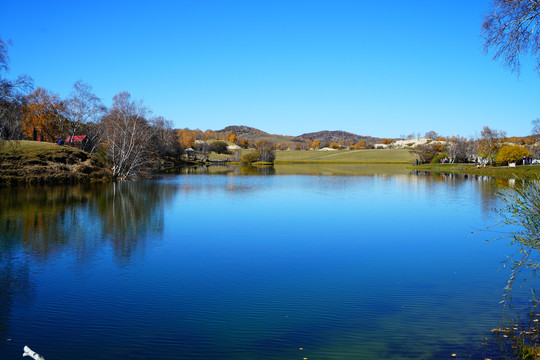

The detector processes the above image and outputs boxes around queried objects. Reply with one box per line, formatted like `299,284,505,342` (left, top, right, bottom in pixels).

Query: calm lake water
0,166,533,359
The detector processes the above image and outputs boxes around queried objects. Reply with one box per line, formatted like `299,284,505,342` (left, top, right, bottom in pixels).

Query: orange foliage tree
22,87,67,141
177,128,195,148
354,141,366,150
329,142,339,149
238,138,251,148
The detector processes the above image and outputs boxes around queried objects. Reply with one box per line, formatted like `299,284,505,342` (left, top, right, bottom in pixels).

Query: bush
212,141,229,154
241,150,260,165
495,145,532,166
431,153,449,164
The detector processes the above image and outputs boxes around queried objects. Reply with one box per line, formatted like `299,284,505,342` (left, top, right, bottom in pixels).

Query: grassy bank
273,148,416,164
412,163,540,179
206,148,417,164
0,140,112,186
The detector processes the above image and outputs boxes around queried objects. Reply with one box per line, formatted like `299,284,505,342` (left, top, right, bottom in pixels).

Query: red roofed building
65,135,87,148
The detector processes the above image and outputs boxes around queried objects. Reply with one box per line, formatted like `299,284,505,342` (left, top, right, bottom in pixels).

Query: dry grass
0,140,112,186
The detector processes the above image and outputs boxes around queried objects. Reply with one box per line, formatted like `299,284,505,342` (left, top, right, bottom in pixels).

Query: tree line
409,126,540,165
0,38,184,178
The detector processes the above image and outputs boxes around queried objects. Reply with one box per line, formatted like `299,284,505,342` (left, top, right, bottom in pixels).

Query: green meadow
274,148,416,164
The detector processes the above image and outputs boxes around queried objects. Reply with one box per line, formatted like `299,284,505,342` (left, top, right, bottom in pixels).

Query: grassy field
206,148,417,164
274,163,412,176
274,148,416,164
413,163,540,179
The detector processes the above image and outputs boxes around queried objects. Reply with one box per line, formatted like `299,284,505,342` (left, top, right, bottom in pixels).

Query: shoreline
410,163,540,179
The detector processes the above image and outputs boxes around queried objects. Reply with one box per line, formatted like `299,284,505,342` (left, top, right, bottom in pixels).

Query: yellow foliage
495,145,532,166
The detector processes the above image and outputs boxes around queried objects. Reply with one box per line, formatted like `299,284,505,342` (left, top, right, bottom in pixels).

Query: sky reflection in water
0,171,528,359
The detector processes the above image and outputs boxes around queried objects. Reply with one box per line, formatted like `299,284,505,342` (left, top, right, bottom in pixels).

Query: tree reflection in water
0,182,176,263
90,181,175,262
0,181,176,348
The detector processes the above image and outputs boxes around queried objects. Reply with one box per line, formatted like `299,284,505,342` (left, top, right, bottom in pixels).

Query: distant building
65,135,87,148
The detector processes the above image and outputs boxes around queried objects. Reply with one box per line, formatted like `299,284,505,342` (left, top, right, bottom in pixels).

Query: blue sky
1,0,538,138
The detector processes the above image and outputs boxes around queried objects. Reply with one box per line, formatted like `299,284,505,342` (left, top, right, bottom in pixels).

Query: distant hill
216,125,306,146
213,126,383,148
217,125,268,138
296,130,380,145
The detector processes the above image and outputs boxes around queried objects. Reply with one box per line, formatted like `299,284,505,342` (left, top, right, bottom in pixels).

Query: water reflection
0,170,512,359
411,171,510,216
0,252,33,346
0,182,176,263
174,164,276,176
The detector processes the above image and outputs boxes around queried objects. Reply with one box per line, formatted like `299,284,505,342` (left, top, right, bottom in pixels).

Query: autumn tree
177,128,195,148
354,141,366,150
64,80,106,146
238,138,251,148
0,37,33,140
229,133,237,143
482,0,540,75
277,142,288,150
21,87,67,142
204,129,217,140
477,126,506,163
310,139,320,150
495,145,532,165
100,91,158,178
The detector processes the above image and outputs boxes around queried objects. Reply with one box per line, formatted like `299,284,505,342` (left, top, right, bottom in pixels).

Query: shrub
241,150,260,165
212,141,229,154
495,145,532,166
431,152,449,164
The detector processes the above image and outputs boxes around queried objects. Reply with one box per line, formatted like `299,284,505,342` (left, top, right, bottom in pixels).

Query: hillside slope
296,130,380,145
0,140,112,186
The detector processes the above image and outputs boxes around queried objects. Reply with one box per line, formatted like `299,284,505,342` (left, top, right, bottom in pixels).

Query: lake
0,166,532,359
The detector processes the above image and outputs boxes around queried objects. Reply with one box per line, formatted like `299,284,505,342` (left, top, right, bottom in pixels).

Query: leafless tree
65,80,106,146
482,0,540,75
151,116,184,158
532,118,540,137
445,136,469,162
100,92,158,178
425,130,439,140
0,37,33,140
477,126,507,163
256,140,276,162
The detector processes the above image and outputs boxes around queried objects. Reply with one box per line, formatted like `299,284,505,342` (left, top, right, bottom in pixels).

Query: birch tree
0,37,32,139
482,0,540,75
65,80,106,146
100,92,158,178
